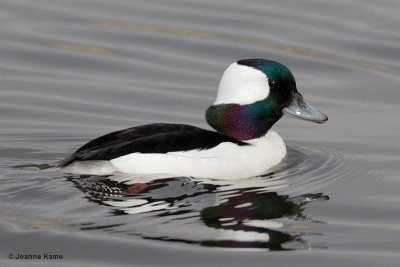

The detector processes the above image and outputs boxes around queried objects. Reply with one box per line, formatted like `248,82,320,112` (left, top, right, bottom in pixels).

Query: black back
58,123,248,166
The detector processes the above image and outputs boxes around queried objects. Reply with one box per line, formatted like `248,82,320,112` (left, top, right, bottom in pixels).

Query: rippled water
1,0,400,266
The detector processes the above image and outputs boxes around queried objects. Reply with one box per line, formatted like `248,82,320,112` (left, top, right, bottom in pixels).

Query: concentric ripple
260,144,362,194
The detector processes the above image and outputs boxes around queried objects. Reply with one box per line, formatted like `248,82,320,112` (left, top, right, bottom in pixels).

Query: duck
59,58,327,179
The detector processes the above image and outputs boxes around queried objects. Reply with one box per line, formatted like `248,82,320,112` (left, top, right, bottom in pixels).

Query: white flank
61,160,118,176
213,62,270,105
109,130,286,180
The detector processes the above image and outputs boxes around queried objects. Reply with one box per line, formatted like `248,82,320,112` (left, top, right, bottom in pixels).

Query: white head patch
213,62,270,105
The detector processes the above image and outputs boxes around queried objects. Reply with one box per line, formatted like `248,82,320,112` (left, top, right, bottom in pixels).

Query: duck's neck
205,100,282,141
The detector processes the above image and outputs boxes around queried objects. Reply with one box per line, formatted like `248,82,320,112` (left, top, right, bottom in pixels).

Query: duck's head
206,59,327,140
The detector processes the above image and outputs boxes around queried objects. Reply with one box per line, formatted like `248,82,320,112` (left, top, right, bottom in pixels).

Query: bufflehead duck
59,59,327,179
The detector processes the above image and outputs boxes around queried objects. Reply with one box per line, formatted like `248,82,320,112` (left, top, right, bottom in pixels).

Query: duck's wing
58,123,247,167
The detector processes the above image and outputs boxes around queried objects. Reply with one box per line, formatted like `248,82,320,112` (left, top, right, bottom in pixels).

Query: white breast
109,130,286,180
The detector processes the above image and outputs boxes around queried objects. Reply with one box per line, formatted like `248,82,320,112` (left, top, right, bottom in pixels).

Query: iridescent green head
206,59,327,140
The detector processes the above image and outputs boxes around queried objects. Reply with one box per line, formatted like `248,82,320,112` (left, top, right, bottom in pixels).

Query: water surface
1,0,400,266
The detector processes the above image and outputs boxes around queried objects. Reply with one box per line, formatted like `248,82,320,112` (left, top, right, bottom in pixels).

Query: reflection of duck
68,175,328,250
201,190,328,250
59,59,327,179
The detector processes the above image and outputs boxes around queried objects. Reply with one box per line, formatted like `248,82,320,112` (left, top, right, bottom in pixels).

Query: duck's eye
269,80,280,90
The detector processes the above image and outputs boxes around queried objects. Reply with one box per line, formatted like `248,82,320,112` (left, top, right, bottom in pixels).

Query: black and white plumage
59,59,327,179
58,123,248,166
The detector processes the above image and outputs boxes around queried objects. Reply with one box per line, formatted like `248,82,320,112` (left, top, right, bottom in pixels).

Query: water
1,0,400,266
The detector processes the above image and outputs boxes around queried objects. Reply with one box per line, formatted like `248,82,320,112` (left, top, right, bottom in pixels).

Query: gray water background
1,0,400,266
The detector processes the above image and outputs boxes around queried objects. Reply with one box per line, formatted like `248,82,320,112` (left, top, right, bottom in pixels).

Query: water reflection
200,190,328,250
68,174,328,250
